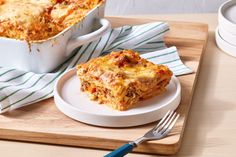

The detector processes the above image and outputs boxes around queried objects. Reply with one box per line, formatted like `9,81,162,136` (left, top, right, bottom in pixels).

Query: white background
105,0,228,15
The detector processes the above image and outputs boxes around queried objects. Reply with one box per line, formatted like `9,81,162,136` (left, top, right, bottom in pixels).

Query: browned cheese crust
0,0,102,41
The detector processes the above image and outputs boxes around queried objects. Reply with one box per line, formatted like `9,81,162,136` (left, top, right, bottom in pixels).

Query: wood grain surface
0,17,208,155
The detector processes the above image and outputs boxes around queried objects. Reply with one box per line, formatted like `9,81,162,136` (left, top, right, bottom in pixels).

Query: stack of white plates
216,0,236,57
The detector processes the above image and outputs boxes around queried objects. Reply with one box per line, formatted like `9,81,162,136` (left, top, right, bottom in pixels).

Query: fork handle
104,143,135,157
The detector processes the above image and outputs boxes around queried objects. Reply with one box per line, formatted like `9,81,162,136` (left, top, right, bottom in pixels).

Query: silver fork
104,110,180,157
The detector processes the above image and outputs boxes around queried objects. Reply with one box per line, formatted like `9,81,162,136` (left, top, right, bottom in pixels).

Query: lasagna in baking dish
76,50,173,111
0,0,102,41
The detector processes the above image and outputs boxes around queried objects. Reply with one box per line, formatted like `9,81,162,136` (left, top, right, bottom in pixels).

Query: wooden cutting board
0,17,208,155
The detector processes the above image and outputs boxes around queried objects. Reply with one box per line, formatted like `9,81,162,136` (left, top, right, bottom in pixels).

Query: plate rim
54,68,181,118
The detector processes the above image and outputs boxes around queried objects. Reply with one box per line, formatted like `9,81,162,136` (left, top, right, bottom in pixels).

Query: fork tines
154,110,179,135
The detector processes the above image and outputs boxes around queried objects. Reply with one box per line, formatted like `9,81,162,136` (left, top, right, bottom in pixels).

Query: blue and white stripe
0,22,192,113
141,46,193,76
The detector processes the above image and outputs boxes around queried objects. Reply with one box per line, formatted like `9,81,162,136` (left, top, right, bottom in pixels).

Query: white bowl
216,27,236,57
218,0,236,35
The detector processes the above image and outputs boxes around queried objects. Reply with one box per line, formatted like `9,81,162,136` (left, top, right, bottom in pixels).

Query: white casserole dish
0,2,111,73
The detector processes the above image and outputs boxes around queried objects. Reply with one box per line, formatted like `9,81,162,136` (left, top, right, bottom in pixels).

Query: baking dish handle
66,18,111,57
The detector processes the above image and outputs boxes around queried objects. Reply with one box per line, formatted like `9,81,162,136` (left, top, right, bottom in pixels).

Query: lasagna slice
76,50,173,111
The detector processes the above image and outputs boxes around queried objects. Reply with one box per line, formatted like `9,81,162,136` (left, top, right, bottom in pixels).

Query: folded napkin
0,22,192,113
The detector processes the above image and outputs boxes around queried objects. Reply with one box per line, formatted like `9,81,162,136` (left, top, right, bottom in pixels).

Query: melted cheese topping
0,0,102,41
77,50,173,111
0,0,51,25
51,2,88,27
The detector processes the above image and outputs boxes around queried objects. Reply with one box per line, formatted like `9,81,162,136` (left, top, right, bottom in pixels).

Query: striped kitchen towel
0,22,192,113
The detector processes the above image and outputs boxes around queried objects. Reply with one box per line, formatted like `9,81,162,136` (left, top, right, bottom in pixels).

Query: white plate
219,25,236,46
216,27,236,58
54,68,181,127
